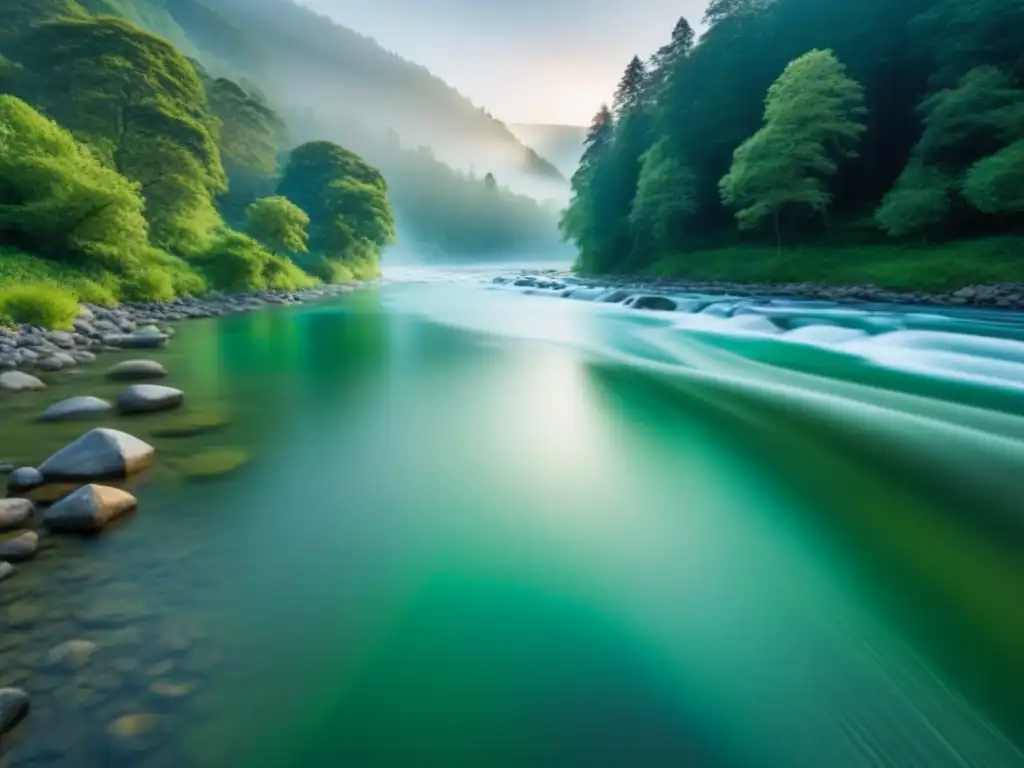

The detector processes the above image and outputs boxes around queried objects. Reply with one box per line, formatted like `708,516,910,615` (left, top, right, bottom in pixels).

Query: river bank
0,283,367,387
503,272,1024,311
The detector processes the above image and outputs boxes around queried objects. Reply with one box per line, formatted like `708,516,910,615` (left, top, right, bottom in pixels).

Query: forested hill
510,124,588,179
39,0,567,259
563,0,1024,287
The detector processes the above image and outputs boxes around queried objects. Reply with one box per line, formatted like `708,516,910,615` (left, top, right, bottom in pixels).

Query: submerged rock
0,531,38,562
0,499,33,531
0,371,45,392
117,384,184,414
629,295,678,311
39,396,113,422
38,428,155,481
105,359,168,381
118,332,168,350
7,467,43,496
177,447,249,481
152,410,229,438
44,484,138,533
0,688,29,734
47,639,98,670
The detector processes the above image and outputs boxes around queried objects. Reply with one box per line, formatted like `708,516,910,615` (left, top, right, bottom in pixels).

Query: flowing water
2,264,1024,767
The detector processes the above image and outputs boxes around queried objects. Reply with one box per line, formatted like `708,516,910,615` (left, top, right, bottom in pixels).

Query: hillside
510,124,588,178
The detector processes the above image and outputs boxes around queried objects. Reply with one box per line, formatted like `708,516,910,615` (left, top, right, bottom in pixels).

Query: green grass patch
643,236,1024,292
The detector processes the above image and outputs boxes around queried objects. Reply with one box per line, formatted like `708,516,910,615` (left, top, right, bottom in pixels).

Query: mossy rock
150,411,230,439
176,448,249,481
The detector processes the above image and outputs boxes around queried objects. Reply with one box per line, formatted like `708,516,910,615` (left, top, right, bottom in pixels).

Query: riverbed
2,265,1024,767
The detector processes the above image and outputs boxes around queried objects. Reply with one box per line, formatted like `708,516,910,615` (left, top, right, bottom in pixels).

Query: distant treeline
562,0,1024,276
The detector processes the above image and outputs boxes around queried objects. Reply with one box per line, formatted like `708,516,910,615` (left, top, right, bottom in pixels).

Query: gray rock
119,332,168,350
44,484,138,533
136,324,162,335
117,384,183,414
38,428,155,481
8,467,43,492
0,532,38,562
46,331,76,349
72,350,97,364
36,352,77,372
631,295,678,311
0,688,30,734
0,562,13,583
39,396,113,422
0,370,45,392
106,359,168,381
0,499,33,531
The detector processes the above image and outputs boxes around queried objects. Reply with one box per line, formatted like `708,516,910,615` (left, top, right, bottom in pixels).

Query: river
2,264,1024,767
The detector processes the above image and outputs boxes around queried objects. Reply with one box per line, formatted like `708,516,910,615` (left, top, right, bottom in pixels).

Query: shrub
120,267,176,302
0,283,80,329
194,232,268,292
72,277,119,307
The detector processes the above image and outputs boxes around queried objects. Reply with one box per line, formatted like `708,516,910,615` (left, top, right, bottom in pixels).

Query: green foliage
206,76,285,223
277,141,394,278
246,196,309,255
876,162,955,237
72,277,119,307
0,95,153,272
963,140,1024,214
630,140,697,252
5,14,227,253
194,231,314,292
720,50,867,237
0,283,80,329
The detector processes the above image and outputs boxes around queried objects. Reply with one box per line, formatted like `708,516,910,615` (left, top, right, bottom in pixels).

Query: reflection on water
1,273,1024,767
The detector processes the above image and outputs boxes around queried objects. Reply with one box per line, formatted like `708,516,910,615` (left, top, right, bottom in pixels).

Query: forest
562,0,1024,289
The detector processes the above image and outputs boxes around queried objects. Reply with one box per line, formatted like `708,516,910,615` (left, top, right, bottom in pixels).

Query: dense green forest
75,0,565,257
563,0,1024,288
0,6,403,321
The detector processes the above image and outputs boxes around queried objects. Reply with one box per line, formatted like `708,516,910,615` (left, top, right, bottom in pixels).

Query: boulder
0,532,38,562
44,484,138,533
38,428,154,481
0,499,33,531
39,396,113,422
106,359,168,381
0,688,30,734
0,562,13,584
0,371,45,392
7,467,43,493
117,385,184,414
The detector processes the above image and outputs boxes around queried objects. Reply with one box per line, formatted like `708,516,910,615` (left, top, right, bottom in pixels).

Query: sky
297,0,709,126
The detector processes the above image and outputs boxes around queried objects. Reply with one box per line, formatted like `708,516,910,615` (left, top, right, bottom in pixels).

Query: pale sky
297,0,709,126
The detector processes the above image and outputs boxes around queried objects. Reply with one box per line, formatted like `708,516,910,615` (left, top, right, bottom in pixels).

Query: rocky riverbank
0,283,365,386
499,273,1024,311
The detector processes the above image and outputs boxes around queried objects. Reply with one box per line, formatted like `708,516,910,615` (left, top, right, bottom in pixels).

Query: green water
2,276,1024,767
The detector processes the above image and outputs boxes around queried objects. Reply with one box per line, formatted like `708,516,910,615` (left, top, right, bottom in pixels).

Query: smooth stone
7,467,43,493
47,639,98,670
0,371,45,392
39,396,113,422
72,350,97,364
118,332,168,350
117,384,184,415
0,532,38,562
0,562,13,583
0,499,33,530
105,360,168,381
630,295,678,311
136,325,162,335
108,713,159,739
38,429,154,481
0,688,30,734
44,484,138,533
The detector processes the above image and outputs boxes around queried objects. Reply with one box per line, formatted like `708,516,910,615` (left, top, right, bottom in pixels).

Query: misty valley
1,0,1023,766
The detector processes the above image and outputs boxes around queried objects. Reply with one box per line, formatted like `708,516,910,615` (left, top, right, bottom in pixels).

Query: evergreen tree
630,140,697,255
720,49,866,246
646,18,695,100
613,57,647,119
560,106,617,272
484,172,497,191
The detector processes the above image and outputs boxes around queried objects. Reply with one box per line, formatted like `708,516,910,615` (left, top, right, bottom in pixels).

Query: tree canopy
4,14,226,253
246,196,310,256
277,141,395,279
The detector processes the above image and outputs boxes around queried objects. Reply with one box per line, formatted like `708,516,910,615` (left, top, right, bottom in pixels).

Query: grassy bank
641,237,1024,293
